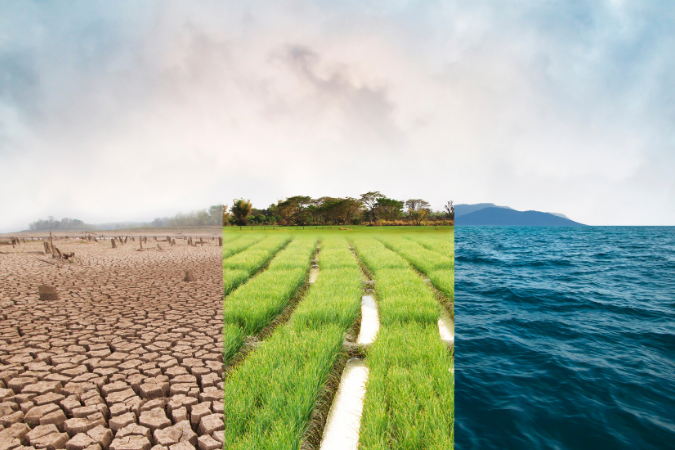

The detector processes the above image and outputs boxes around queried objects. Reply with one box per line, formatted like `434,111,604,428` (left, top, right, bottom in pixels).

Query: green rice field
223,227,454,449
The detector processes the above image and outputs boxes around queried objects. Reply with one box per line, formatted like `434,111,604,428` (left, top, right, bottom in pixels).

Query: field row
222,231,454,449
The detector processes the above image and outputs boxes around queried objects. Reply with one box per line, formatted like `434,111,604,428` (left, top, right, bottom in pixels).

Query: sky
1,0,674,231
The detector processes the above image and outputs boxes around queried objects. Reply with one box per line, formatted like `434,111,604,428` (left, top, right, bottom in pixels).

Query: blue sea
455,227,675,450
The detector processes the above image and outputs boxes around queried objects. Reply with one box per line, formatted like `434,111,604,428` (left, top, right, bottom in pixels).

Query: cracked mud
0,235,223,450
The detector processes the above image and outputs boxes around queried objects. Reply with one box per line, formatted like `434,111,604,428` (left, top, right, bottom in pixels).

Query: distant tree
374,198,404,221
29,216,90,231
222,206,231,226
208,205,224,225
231,199,253,226
316,197,363,225
275,196,313,225
360,191,385,222
444,201,455,221
405,199,431,226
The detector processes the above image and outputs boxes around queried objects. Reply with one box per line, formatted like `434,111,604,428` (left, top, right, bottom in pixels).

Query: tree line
29,206,226,231
151,206,223,227
223,193,455,226
29,217,91,231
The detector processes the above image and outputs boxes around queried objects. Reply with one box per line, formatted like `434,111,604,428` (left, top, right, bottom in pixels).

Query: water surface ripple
455,227,675,450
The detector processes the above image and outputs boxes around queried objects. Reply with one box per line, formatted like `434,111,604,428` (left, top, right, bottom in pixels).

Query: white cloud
1,0,674,231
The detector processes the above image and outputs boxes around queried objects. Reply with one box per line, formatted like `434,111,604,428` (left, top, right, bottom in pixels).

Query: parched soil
0,237,223,450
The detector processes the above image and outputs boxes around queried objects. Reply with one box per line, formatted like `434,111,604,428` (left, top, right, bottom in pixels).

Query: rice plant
359,323,454,449
222,234,267,258
376,235,454,301
352,236,453,449
224,237,363,449
224,326,344,450
405,232,454,258
223,237,317,362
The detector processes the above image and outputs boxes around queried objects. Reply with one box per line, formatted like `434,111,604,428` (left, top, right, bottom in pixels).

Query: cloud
1,0,674,231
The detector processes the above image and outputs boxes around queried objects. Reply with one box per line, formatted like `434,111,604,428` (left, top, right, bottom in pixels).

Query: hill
454,203,513,217
455,207,586,226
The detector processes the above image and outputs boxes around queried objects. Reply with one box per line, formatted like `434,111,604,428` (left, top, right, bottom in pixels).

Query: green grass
224,237,363,449
222,231,454,449
372,268,439,325
291,238,362,331
405,232,454,258
222,235,292,296
224,325,344,450
223,235,291,271
222,233,243,244
223,237,317,362
377,235,454,301
222,234,267,258
359,323,454,449
352,237,453,449
224,324,244,363
376,235,453,273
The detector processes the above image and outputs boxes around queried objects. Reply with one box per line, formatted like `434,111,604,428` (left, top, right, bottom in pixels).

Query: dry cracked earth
0,236,223,450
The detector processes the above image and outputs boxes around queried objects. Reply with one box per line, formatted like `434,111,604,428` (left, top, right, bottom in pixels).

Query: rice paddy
223,227,454,449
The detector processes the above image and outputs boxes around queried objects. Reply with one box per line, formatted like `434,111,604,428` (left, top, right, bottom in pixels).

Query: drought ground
0,232,223,450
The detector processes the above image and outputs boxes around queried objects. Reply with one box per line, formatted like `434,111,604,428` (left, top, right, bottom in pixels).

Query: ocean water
455,227,675,450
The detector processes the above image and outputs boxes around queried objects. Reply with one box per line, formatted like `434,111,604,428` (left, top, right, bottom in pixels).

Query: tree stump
111,238,117,249
38,285,59,300
183,270,196,282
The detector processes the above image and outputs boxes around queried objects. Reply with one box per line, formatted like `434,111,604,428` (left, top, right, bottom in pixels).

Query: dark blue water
455,227,675,450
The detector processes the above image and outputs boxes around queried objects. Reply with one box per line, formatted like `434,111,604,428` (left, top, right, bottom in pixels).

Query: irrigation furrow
314,245,379,450
319,359,369,450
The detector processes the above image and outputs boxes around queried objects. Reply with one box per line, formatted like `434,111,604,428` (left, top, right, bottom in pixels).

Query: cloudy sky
1,0,673,231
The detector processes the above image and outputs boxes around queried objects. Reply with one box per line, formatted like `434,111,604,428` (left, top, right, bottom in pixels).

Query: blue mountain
455,207,586,226
454,203,513,217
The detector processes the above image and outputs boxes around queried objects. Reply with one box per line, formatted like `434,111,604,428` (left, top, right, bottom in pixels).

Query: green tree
405,199,431,226
231,199,253,226
374,198,404,221
222,206,231,226
275,196,313,225
360,191,384,222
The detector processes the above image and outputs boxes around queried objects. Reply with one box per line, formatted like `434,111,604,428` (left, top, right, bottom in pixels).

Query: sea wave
456,226,675,450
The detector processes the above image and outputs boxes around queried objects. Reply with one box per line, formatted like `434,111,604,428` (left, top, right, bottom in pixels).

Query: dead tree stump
38,285,59,300
183,270,196,282
111,238,117,248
